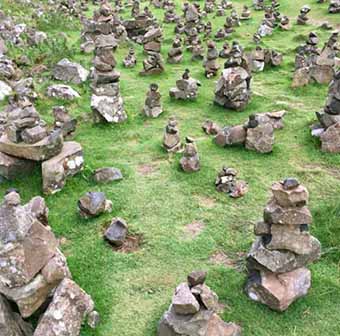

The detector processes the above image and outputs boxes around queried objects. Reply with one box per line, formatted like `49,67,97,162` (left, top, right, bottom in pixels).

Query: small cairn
297,5,311,25
123,48,137,68
167,35,183,64
140,51,165,75
142,25,163,54
180,137,200,173
169,69,201,100
203,40,220,78
312,70,340,153
142,83,163,118
219,42,231,58
91,42,127,123
53,106,77,137
253,0,265,10
240,5,252,20
191,39,205,61
214,42,252,111
163,117,182,153
158,271,241,336
245,178,321,311
329,0,340,13
215,166,248,198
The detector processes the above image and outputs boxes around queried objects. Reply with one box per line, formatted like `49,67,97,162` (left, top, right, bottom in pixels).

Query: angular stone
42,141,84,195
104,217,128,246
91,94,127,123
247,238,321,274
267,224,316,255
310,64,334,85
320,122,340,153
0,80,12,101
24,196,49,226
254,221,271,236
187,271,207,287
0,130,63,161
264,199,312,225
78,191,112,218
92,167,123,183
53,58,89,84
172,283,200,315
245,123,274,153
33,279,94,336
292,67,310,88
191,284,218,311
246,267,311,311
0,294,32,336
41,249,71,284
0,152,35,180
271,182,309,207
21,126,47,145
47,85,80,100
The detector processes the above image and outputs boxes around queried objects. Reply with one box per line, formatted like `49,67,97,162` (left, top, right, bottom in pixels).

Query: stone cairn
163,117,182,153
158,271,241,336
170,69,201,100
292,31,339,87
143,83,163,118
142,25,163,54
297,5,311,25
140,50,165,75
214,42,252,111
123,48,137,68
245,178,321,311
214,113,280,154
312,70,340,153
240,5,252,20
215,166,248,198
253,0,265,11
0,190,99,335
247,46,283,73
203,40,220,78
180,137,200,173
329,0,340,13
167,35,183,64
91,39,127,123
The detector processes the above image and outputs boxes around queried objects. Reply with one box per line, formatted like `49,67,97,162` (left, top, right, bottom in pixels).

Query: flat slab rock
42,141,84,195
33,278,95,336
53,58,89,84
92,167,123,183
0,130,63,161
47,85,80,101
246,267,311,311
0,151,35,180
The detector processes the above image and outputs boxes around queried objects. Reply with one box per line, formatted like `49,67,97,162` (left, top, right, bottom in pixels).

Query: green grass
1,0,340,335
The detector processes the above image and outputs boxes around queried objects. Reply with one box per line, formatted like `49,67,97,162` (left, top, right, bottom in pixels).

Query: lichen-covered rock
245,123,274,153
53,58,89,84
33,279,95,336
42,141,84,195
0,152,35,180
47,85,80,100
78,191,112,218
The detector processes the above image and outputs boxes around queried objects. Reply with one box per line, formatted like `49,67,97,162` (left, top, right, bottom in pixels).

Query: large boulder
320,122,340,153
245,123,274,153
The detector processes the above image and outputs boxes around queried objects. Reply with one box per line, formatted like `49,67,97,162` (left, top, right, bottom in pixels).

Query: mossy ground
0,0,340,335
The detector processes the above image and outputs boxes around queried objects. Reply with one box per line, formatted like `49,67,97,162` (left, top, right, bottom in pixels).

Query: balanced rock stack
214,43,252,111
0,190,98,335
0,97,83,194
163,117,182,153
180,137,200,173
142,25,163,54
313,70,340,153
170,69,201,100
215,166,248,198
329,0,340,13
158,271,241,336
90,39,127,123
143,83,163,118
245,178,321,312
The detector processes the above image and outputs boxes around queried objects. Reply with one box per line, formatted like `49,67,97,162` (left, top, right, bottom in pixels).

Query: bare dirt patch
136,163,159,176
183,220,205,239
112,234,143,253
196,195,216,209
209,251,246,272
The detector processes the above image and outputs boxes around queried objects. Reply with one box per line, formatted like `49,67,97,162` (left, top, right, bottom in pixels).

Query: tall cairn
245,178,321,311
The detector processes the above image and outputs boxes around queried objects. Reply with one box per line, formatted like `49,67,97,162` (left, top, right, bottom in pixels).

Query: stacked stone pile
215,166,248,198
90,39,126,123
163,117,182,153
158,271,241,336
203,41,220,78
180,137,200,173
143,83,163,118
329,0,340,13
142,25,163,53
170,69,201,100
0,190,98,335
312,70,340,153
245,178,321,311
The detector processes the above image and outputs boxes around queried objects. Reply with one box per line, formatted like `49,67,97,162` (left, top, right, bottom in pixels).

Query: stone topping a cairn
245,178,321,311
240,5,252,20
247,46,283,73
163,117,182,153
297,5,311,25
312,70,340,153
215,166,248,198
203,40,220,78
170,69,201,100
167,35,183,64
90,40,127,124
180,137,200,173
0,190,98,333
143,83,163,118
53,106,77,137
158,271,241,336
214,42,252,111
292,31,339,87
123,48,137,68
329,0,340,13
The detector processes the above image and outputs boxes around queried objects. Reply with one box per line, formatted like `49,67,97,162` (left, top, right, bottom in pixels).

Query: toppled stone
78,191,112,218
104,217,128,246
92,167,123,183
53,58,89,84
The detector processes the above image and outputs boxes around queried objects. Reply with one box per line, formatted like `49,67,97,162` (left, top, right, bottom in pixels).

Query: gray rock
0,152,35,180
92,167,123,183
104,217,128,246
78,191,112,218
0,80,12,101
172,283,200,315
53,58,89,84
47,85,80,100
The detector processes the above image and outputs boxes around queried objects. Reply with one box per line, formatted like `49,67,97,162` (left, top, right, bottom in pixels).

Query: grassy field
1,0,340,335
